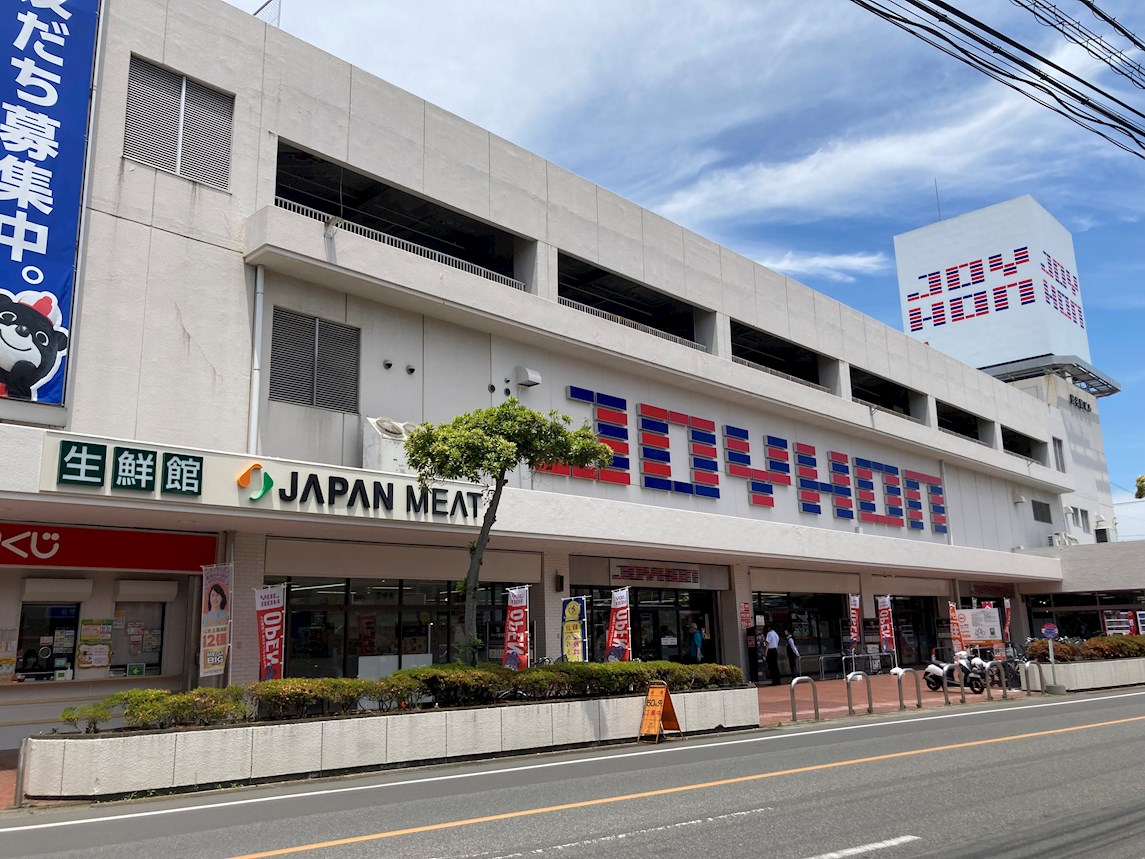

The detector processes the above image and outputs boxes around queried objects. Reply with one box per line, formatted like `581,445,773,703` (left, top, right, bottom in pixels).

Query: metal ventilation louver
123,57,233,190
269,308,360,413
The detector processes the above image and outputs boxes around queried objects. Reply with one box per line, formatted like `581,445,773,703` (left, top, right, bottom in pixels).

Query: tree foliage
404,398,613,664
1136,475,1145,500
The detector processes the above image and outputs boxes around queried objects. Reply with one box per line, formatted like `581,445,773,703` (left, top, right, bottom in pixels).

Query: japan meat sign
541,385,948,535
0,0,99,405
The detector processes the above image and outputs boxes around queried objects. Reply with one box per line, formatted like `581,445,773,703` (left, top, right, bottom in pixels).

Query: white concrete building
0,0,1134,746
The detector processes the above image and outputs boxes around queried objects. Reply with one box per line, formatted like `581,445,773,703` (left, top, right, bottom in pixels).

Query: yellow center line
230,714,1145,859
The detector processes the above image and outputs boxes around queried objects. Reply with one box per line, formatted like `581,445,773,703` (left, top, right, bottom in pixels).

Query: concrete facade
0,0,1133,748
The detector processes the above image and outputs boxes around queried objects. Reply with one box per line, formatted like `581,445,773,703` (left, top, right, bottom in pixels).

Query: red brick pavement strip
758,672,1017,725
0,676,1019,809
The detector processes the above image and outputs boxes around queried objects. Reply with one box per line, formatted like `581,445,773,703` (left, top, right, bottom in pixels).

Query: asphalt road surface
2,689,1144,859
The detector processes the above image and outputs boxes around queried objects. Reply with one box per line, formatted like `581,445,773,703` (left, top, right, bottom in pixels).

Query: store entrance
891,596,939,665
632,590,716,663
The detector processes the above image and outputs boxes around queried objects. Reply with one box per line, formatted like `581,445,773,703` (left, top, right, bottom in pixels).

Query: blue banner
0,0,99,404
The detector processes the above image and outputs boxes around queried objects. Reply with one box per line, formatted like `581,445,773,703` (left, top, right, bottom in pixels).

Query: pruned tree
1136,475,1145,500
404,398,613,665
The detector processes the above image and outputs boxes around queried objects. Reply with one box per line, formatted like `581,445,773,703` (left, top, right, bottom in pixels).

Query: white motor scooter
924,651,985,694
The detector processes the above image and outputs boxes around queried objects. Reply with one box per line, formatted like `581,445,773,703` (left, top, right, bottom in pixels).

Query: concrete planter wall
20,686,758,801
1021,656,1145,692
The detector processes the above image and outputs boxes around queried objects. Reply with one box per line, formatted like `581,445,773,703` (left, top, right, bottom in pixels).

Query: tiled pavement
0,674,1019,808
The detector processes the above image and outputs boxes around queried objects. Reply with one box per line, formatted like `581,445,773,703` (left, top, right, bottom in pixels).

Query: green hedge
1025,635,1145,663
59,660,745,733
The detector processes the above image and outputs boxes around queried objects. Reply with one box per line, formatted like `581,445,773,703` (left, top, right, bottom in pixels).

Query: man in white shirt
764,625,781,686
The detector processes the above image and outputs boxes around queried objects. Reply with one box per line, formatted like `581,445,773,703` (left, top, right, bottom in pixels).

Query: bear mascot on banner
0,289,69,401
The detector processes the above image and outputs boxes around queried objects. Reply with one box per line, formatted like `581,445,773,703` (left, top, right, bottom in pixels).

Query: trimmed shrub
363,674,423,711
1082,635,1145,660
60,702,112,733
1025,639,1084,662
246,678,324,720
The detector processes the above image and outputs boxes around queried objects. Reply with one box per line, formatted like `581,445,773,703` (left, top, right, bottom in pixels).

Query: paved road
1,689,1143,859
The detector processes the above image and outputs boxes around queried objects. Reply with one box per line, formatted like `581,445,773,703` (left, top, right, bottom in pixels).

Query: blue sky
227,0,1145,536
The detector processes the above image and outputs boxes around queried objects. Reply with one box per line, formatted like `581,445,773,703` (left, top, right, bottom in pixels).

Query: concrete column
516,241,559,302
718,563,753,675
819,357,852,400
695,309,730,358
535,551,571,661
229,532,267,686
978,418,1002,449
910,392,937,428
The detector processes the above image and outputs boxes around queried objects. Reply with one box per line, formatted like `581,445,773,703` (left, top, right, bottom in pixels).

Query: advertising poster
200,562,232,677
0,628,16,681
1003,597,1012,644
877,596,896,653
605,588,631,662
848,594,861,652
0,0,99,404
949,602,965,653
561,596,588,663
957,607,1004,655
255,584,286,681
77,618,111,670
501,586,529,671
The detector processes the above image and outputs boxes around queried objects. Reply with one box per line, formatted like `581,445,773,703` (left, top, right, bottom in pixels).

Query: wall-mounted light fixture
554,574,565,592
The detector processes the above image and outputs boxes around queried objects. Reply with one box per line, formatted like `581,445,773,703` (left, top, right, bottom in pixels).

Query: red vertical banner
255,585,286,681
949,602,965,654
605,588,631,662
502,586,530,671
877,595,895,654
200,563,232,678
848,594,862,652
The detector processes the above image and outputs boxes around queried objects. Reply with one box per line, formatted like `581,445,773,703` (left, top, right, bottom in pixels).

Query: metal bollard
984,661,1009,700
13,736,27,809
789,676,820,723
891,667,923,710
845,671,873,716
940,667,951,706
1022,661,1046,695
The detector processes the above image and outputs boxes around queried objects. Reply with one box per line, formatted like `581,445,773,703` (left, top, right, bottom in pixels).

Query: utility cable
1078,0,1145,53
845,0,1145,159
1010,0,1145,89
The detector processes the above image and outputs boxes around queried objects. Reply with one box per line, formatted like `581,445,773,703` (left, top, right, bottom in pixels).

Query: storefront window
572,586,716,664
275,577,514,677
110,602,164,676
15,604,79,681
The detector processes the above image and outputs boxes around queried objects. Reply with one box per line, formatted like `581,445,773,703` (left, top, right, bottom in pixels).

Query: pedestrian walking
687,622,704,663
764,624,781,685
784,628,799,676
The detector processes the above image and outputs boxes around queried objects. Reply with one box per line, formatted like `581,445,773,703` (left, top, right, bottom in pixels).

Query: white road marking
0,689,1140,833
800,835,921,859
481,806,773,857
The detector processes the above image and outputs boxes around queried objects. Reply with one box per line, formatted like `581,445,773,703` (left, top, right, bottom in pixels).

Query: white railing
853,397,924,424
556,297,708,352
731,355,831,393
938,426,989,446
274,197,527,291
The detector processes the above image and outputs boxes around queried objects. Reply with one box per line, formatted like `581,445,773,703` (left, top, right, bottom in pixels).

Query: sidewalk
0,676,1018,809
757,671,1014,725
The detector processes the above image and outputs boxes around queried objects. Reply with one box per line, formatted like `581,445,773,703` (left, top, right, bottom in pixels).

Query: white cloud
753,250,893,284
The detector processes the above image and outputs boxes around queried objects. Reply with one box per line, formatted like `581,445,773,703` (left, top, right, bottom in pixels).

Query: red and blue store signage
0,0,99,404
541,385,947,535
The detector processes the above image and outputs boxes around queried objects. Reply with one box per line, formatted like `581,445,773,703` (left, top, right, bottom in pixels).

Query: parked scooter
924,651,985,694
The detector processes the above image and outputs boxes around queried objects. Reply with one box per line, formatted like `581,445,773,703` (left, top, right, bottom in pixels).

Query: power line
845,0,1145,159
1079,0,1145,53
1010,0,1145,90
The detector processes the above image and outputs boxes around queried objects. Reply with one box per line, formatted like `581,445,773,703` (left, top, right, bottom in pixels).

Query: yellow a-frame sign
638,680,683,743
